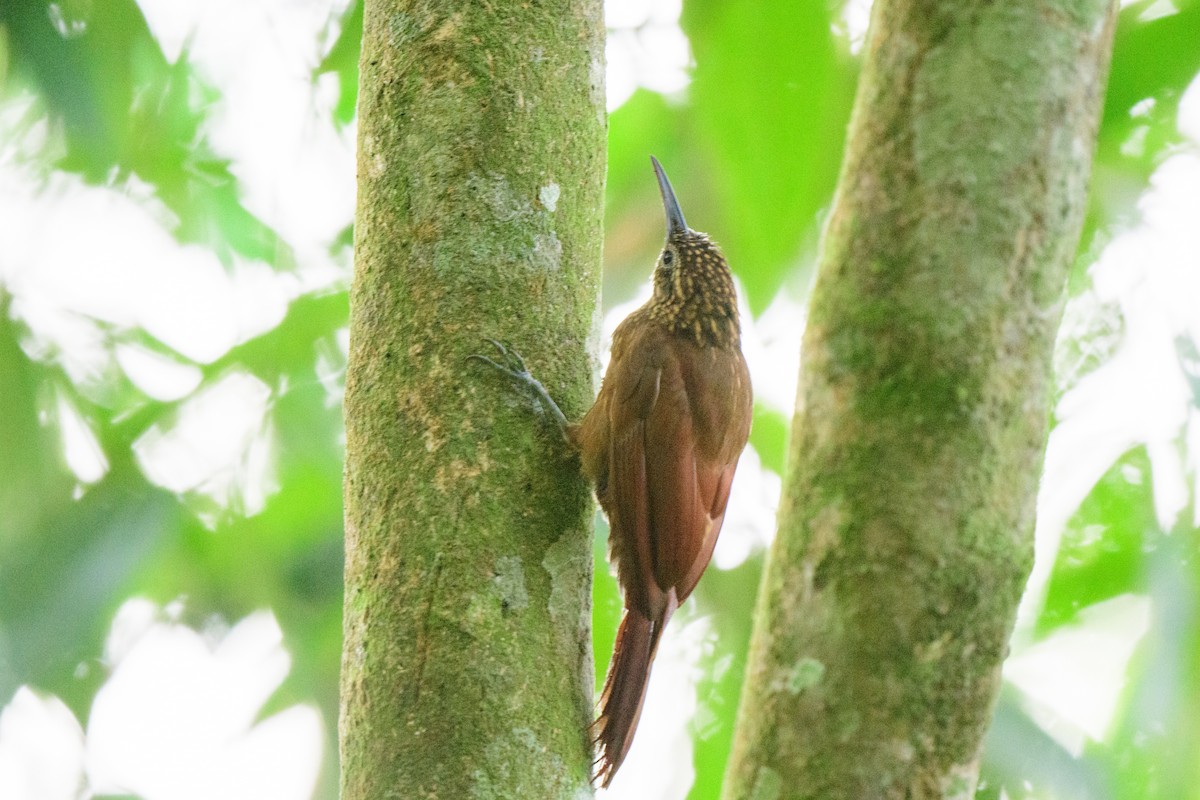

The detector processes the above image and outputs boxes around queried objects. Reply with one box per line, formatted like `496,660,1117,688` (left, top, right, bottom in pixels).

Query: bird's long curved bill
650,156,687,237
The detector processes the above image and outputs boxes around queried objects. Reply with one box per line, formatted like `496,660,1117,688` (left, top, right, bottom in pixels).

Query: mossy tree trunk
723,1,1117,798
341,1,605,798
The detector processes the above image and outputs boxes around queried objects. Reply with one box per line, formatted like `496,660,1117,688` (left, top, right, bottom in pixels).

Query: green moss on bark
723,1,1117,798
341,2,604,798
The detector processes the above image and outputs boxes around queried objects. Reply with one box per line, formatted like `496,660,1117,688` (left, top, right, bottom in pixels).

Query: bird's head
648,155,729,319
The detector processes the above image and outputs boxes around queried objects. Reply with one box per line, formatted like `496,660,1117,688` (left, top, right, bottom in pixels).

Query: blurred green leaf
1103,1,1200,129
749,405,789,476
203,291,348,383
0,296,70,542
0,455,179,715
1082,1,1200,264
682,0,855,313
316,0,363,128
605,90,690,302
0,0,136,174
690,555,763,800
0,0,294,265
1099,525,1200,800
0,306,177,714
1038,448,1159,636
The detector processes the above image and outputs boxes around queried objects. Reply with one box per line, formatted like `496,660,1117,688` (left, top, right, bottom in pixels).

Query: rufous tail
591,609,669,787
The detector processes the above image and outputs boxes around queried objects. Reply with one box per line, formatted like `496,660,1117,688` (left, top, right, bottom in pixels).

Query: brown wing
601,327,753,615
641,354,709,599
604,361,666,620
664,340,752,602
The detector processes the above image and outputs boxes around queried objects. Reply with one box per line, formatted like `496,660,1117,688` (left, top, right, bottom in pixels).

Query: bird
471,156,753,786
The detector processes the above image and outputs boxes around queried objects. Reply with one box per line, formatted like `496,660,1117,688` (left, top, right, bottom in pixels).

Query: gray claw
469,340,530,383
468,338,571,441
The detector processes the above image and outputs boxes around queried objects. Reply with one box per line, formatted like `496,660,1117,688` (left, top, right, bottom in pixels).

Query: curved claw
466,353,520,380
470,338,530,377
467,338,571,442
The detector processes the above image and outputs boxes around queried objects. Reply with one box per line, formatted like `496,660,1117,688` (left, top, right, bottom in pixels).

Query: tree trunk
341,2,605,798
723,2,1117,798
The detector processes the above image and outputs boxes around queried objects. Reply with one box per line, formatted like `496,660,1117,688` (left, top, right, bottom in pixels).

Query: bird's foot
468,338,570,442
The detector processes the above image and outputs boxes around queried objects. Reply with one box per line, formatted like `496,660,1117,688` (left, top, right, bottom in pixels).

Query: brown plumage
470,157,751,787
575,158,752,786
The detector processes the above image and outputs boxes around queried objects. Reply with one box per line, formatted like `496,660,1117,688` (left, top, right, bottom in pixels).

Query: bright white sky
1,0,1199,798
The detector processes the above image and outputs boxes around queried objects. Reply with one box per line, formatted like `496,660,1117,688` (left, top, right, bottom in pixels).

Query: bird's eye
662,250,674,266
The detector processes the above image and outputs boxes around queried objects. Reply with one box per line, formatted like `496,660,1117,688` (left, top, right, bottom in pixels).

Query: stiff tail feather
592,612,655,787
591,596,676,787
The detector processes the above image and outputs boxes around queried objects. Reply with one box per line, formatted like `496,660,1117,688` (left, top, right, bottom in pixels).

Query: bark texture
341,2,605,798
723,2,1118,798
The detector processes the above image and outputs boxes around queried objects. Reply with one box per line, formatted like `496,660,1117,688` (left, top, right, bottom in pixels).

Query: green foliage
1038,450,1159,634
1,0,1198,798
681,0,855,313
602,5,855,310
0,0,290,262
1085,0,1200,272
